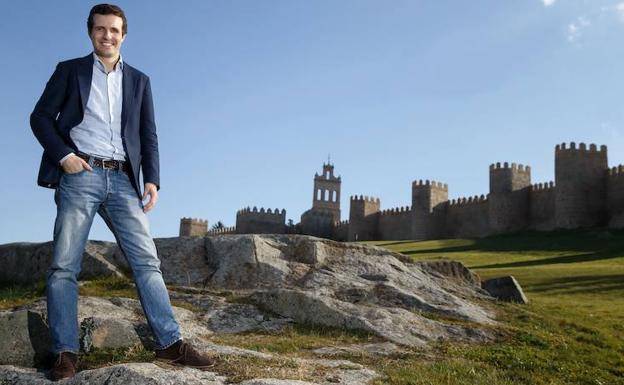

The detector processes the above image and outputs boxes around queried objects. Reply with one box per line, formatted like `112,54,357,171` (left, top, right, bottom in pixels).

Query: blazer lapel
77,53,94,112
121,63,136,137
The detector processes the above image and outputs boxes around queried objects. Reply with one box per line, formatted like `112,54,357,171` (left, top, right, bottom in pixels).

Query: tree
212,221,225,230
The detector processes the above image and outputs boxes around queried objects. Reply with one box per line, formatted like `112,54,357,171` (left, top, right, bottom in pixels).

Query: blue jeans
47,159,181,354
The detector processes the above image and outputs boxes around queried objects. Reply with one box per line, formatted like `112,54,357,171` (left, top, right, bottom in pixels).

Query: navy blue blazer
30,53,160,199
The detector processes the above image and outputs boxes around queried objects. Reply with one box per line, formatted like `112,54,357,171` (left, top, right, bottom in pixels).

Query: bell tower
312,162,341,221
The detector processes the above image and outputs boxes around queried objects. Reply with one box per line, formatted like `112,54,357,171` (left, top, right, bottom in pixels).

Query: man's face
89,14,126,59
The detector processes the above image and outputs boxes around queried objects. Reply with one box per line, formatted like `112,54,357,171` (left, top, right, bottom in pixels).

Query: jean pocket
64,168,88,176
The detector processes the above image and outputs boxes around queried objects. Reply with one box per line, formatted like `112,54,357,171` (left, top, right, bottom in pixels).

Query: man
30,4,214,381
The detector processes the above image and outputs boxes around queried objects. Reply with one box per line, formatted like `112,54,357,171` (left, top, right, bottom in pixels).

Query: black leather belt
76,152,129,172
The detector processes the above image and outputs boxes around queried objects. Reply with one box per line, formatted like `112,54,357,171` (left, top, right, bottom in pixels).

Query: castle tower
487,162,531,234
179,218,208,236
348,195,380,241
555,142,608,228
411,180,448,239
312,162,341,222
607,165,624,228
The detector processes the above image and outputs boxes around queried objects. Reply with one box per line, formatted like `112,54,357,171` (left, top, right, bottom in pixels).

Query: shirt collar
93,52,124,73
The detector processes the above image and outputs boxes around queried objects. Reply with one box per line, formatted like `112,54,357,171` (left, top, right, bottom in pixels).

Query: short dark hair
87,4,127,36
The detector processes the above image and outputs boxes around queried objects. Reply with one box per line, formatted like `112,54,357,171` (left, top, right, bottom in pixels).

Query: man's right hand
61,154,93,174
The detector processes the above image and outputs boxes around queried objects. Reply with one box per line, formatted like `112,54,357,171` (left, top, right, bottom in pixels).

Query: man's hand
143,182,158,213
61,154,93,174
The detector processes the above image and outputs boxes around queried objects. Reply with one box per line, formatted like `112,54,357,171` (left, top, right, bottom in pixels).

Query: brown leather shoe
155,340,216,369
50,352,78,381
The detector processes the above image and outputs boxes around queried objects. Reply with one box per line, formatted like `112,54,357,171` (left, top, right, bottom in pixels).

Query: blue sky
1,0,623,243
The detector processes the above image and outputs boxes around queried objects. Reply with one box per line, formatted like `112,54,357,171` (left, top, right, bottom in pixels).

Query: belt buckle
105,160,117,170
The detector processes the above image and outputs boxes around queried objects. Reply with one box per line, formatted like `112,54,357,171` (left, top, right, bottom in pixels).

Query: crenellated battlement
183,141,622,242
489,160,531,195
448,195,487,207
179,217,208,237
236,206,286,234
380,206,412,216
412,179,448,190
489,162,531,173
180,217,208,224
206,226,236,236
555,142,607,153
531,181,555,192
237,206,286,216
608,165,624,177
350,195,380,203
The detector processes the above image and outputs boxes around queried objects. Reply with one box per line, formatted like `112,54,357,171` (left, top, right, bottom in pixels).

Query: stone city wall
445,195,489,238
378,206,412,240
529,182,556,231
236,207,286,234
608,165,624,228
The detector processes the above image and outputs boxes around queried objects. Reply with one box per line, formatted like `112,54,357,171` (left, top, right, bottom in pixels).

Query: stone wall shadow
523,275,624,295
402,229,624,256
472,249,623,269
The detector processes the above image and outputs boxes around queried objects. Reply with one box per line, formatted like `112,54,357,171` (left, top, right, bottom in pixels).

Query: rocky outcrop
193,235,495,347
2,235,496,347
0,311,51,367
0,241,123,285
0,360,379,385
0,234,503,384
80,317,142,353
0,363,226,385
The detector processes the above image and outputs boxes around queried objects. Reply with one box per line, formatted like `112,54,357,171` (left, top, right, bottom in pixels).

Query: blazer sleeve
139,76,160,190
30,62,75,164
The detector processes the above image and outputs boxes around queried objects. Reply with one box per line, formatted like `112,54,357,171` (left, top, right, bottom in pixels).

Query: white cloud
616,2,624,22
567,16,591,42
567,23,579,41
542,0,557,7
578,16,591,27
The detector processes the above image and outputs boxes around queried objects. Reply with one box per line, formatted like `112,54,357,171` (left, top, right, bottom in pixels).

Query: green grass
364,229,624,385
0,279,46,309
211,323,381,354
78,275,138,299
78,344,154,371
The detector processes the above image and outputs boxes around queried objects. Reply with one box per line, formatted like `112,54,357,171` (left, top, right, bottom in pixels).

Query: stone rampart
236,207,286,234
445,195,489,238
185,141,621,242
378,206,412,240
332,220,349,241
608,165,624,228
529,182,556,231
206,226,237,236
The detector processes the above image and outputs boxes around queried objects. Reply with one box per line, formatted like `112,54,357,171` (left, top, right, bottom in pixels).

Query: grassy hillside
366,229,624,385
